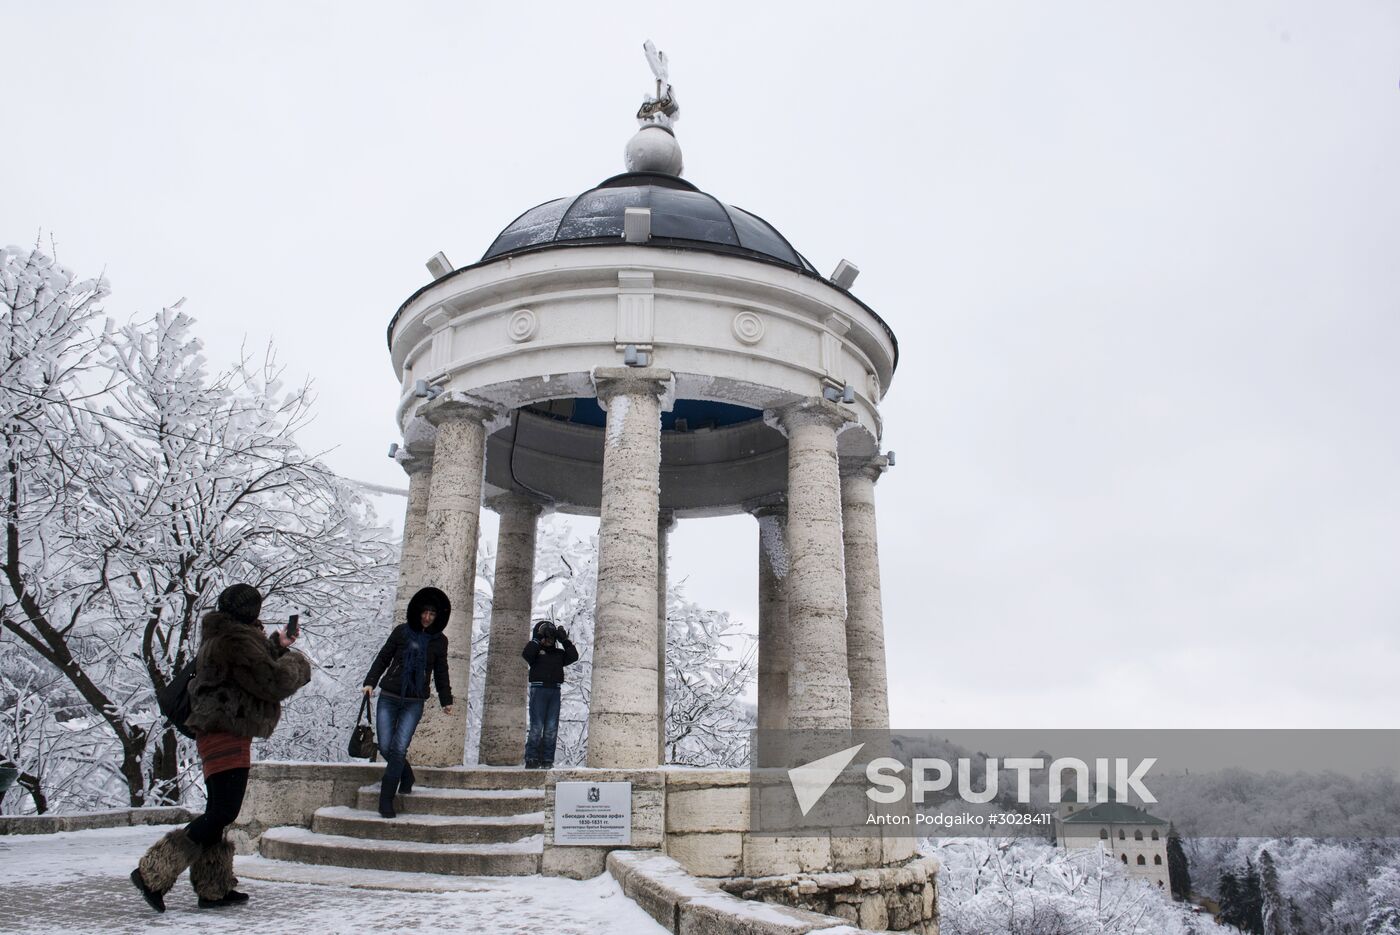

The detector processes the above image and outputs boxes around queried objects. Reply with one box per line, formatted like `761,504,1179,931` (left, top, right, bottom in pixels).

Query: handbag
348,695,378,761
157,660,198,740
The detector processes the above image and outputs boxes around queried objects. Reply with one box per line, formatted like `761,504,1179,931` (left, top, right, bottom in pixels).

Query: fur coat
186,610,311,738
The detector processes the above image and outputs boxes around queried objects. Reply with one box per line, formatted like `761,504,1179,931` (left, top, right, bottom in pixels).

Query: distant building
1057,791,1171,890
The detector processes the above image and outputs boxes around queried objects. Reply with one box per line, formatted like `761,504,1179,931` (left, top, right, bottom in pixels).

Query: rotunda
387,48,899,775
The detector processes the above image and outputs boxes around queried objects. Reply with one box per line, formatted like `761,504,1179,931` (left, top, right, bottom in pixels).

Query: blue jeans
525,684,561,766
376,694,424,806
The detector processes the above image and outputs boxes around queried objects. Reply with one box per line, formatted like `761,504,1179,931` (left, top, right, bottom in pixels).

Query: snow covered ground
0,824,668,934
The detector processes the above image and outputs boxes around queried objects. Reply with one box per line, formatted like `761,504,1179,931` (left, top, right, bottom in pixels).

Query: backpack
157,660,198,739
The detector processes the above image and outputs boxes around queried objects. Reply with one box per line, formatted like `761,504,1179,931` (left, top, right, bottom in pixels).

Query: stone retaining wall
608,849,881,935
719,856,939,932
0,806,194,835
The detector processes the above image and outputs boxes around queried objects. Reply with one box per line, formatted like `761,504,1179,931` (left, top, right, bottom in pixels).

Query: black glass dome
482,172,816,273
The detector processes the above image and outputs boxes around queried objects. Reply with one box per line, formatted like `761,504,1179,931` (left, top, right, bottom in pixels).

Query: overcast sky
8,2,1398,730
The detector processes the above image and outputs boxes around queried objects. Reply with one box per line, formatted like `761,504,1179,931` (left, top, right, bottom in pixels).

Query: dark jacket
522,629,579,686
363,586,453,706
186,611,312,738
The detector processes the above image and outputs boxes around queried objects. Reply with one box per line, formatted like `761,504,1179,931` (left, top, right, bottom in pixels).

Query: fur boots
131,828,247,912
131,827,201,912
189,837,244,907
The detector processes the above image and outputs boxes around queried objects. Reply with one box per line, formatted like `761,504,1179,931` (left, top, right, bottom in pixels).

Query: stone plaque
554,780,632,846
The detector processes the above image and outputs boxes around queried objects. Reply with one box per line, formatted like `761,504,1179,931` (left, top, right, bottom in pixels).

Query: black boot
378,773,398,818
399,761,415,796
132,827,200,913
199,890,250,909
130,868,165,913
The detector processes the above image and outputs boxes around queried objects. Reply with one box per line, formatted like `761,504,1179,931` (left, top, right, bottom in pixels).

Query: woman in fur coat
130,583,311,912
361,586,454,818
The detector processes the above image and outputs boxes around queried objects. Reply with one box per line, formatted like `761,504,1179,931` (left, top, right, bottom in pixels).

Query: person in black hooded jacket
521,620,578,768
362,586,453,817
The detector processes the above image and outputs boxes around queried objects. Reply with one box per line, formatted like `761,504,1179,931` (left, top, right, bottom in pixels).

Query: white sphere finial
625,126,683,175
628,40,683,175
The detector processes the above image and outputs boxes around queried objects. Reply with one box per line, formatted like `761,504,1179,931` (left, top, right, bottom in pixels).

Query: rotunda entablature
389,244,895,439
386,244,894,518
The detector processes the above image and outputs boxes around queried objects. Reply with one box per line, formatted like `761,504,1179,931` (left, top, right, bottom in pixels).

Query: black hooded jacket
363,587,453,706
521,621,579,686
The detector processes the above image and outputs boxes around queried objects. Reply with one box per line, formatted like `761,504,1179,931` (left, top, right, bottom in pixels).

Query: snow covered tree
932,836,1214,935
1168,823,1193,902
1365,865,1400,935
0,650,112,813
1241,857,1265,934
1259,850,1290,935
1218,857,1265,934
1,242,149,805
663,583,755,767
2,243,395,810
1220,870,1245,930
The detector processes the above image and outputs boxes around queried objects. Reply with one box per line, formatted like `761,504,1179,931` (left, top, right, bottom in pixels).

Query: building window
1099,829,1108,840
1134,830,1144,841
1137,855,1147,865
1151,830,1160,840
1118,830,1126,840
1121,854,1128,864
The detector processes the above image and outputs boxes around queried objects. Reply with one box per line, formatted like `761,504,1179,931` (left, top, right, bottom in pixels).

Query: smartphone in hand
286,614,300,641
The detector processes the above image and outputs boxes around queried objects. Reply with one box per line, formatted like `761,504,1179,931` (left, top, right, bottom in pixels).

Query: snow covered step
405,766,545,791
234,853,514,892
355,784,546,817
312,805,544,845
259,825,543,876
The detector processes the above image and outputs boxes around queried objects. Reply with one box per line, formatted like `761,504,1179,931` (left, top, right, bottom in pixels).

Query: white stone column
393,457,433,627
754,503,791,733
775,399,855,731
479,492,543,766
587,367,672,769
841,455,891,731
409,396,493,767
657,510,675,763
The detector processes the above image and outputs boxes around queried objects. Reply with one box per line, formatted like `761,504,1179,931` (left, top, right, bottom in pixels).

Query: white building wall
1061,823,1170,891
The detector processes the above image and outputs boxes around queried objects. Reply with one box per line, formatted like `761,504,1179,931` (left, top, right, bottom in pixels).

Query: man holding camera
521,620,579,769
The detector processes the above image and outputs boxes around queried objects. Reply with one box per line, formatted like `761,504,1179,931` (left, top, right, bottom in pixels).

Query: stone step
312,805,543,845
235,853,514,892
259,826,543,876
406,766,544,791
355,784,546,817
